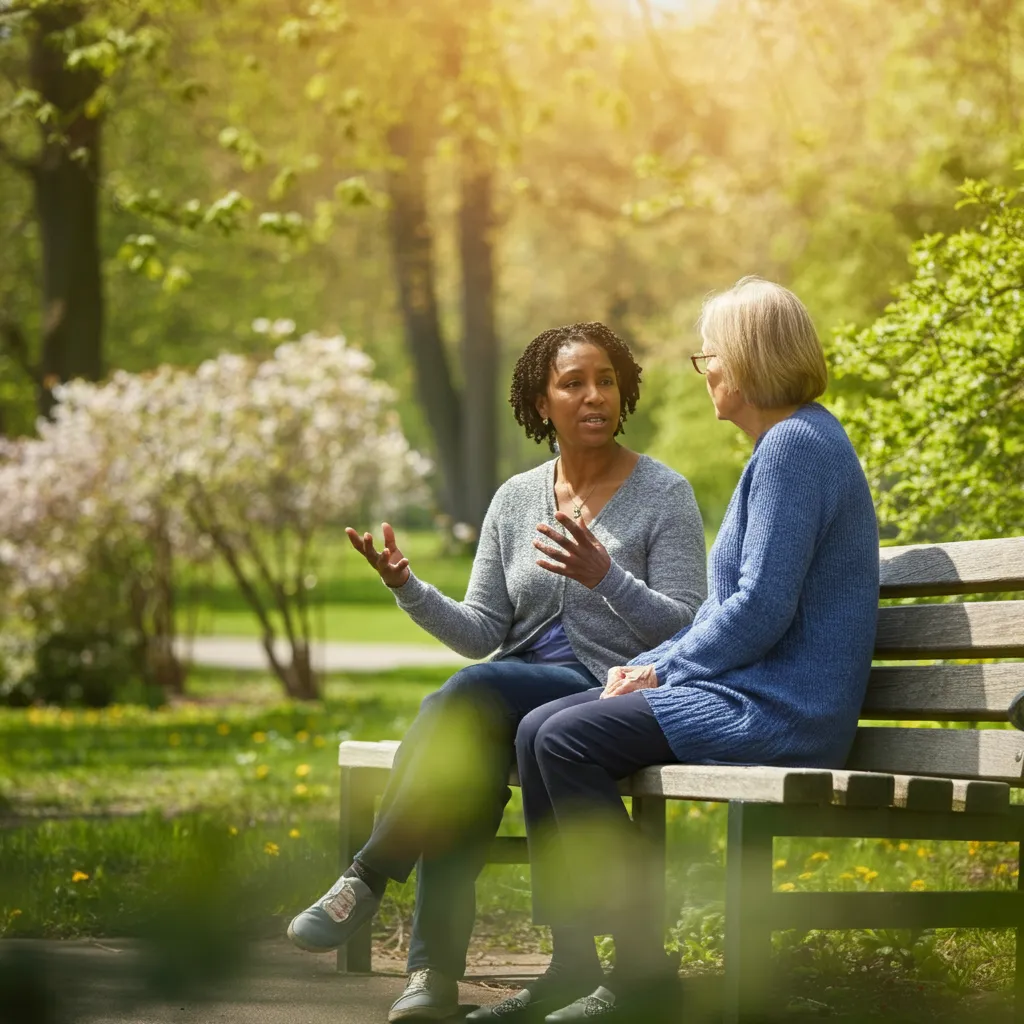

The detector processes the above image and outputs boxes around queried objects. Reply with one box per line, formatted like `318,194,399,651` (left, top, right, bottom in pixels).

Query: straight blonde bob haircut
698,276,828,409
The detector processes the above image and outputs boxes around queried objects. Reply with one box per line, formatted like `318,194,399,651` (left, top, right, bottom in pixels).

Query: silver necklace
558,453,617,520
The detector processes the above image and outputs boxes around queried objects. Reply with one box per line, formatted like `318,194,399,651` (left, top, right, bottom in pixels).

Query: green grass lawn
0,670,1018,1019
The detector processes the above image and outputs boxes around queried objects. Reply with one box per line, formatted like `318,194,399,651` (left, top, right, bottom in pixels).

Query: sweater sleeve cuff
591,558,633,605
388,571,430,608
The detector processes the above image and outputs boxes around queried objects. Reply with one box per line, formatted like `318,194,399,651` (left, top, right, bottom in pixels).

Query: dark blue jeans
516,688,675,944
356,658,600,978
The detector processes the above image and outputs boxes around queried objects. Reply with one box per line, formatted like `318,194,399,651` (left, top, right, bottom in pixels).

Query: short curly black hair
509,322,643,452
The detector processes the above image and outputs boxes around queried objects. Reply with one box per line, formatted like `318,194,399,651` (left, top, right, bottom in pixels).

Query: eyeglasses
690,353,715,375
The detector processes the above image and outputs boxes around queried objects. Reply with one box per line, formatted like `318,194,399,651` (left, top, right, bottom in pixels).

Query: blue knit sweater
635,403,878,768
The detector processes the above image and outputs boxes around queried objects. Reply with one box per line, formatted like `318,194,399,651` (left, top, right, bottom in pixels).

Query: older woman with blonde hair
472,278,879,1023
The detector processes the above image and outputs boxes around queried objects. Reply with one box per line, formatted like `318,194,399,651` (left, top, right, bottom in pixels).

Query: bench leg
336,766,377,974
632,796,668,950
1017,837,1024,1024
723,802,774,1024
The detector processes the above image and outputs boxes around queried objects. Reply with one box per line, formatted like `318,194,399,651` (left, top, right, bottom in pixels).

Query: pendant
572,504,583,519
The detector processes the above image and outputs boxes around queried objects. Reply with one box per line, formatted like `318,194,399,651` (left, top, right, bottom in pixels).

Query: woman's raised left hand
601,664,659,699
534,511,612,589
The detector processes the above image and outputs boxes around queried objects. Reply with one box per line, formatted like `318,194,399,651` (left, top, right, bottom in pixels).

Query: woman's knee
532,710,586,766
421,663,497,713
516,703,554,761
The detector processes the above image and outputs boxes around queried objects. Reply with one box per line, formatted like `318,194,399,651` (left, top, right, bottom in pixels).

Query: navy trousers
356,658,600,977
516,688,675,942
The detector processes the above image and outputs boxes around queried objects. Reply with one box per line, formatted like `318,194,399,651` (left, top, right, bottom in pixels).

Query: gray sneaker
286,873,381,953
388,968,459,1022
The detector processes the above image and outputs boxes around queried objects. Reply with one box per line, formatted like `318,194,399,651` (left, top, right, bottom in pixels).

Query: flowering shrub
0,332,427,701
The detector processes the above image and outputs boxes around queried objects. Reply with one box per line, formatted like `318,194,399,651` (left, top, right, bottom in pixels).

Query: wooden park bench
334,536,1024,1022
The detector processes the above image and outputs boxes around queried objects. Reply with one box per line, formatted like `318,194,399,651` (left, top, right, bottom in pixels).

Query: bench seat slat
879,537,1024,598
953,779,1011,814
862,663,1024,721
847,726,1024,783
624,765,833,804
874,600,1024,659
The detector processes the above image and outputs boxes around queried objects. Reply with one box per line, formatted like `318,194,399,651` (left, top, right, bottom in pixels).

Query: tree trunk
29,4,104,418
386,119,466,521
458,134,498,530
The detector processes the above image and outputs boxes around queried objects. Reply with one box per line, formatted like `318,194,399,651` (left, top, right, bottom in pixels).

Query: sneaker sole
388,1004,459,1023
286,919,339,954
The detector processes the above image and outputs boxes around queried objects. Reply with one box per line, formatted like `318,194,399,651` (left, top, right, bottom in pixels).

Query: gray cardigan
392,455,708,680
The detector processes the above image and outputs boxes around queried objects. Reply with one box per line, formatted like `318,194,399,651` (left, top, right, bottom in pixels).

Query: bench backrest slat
879,537,1024,598
861,663,1024,722
874,600,1024,659
846,726,1024,784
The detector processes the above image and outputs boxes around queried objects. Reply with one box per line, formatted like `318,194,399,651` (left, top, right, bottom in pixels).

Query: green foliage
831,177,1024,542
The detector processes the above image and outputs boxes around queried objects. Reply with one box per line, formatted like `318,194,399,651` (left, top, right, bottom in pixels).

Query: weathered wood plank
755,802,1024,842
770,890,1024,931
892,775,952,812
953,779,1011,814
874,601,1024,659
846,726,1024,783
831,770,896,808
880,537,1024,598
626,765,833,804
339,740,400,769
862,663,1024,721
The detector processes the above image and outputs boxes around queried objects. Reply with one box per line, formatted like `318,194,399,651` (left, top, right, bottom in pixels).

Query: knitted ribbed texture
638,404,879,768
391,455,708,680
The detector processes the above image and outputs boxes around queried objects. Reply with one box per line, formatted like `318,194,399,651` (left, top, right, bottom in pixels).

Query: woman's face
702,338,745,422
535,341,622,449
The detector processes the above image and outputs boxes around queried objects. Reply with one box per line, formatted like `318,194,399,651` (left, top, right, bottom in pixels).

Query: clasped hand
601,663,658,699
533,511,612,590
345,522,410,588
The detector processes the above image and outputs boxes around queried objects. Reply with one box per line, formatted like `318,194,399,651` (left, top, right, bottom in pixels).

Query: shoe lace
406,968,442,994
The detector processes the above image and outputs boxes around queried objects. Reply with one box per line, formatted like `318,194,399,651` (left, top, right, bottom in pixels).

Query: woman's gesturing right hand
345,522,411,588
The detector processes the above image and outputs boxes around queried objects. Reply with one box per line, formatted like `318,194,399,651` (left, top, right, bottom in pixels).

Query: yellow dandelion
295,764,311,778
917,847,928,858
228,826,239,837
898,842,909,852
864,870,879,882
289,828,301,839
313,735,326,748
809,851,830,862
71,871,90,883
168,733,181,747
910,879,926,891
773,859,787,870
854,865,871,876
9,909,22,918
293,783,309,796
840,872,855,881
778,882,796,892
264,842,280,857
296,730,310,743
252,731,267,744
687,807,702,819
255,764,270,780
217,723,231,736
798,872,814,880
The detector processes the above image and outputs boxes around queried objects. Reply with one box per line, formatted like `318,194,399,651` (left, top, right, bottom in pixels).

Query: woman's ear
535,393,549,423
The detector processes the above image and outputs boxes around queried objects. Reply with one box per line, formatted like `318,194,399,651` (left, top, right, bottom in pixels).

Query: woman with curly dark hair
288,322,707,1023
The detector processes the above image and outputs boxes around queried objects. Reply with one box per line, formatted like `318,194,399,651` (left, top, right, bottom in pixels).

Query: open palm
345,521,410,588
